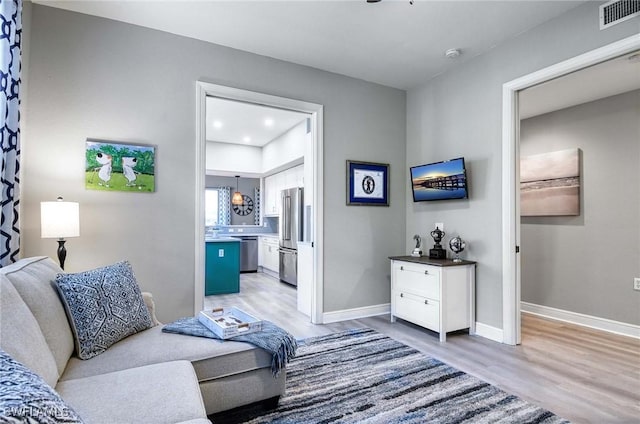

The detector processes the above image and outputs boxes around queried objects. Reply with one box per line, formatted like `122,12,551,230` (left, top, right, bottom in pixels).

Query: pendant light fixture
232,175,243,205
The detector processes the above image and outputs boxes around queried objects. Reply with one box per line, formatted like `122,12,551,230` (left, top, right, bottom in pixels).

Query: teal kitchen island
205,238,240,295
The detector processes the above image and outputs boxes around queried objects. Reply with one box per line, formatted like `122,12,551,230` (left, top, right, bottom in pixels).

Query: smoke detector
445,48,461,59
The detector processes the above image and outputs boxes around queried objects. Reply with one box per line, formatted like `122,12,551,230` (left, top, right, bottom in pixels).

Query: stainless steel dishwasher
236,236,258,272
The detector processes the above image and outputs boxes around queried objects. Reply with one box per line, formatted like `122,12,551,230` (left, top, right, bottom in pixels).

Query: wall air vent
599,0,640,29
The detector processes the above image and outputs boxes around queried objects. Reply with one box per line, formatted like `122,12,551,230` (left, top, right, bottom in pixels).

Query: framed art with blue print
346,160,389,206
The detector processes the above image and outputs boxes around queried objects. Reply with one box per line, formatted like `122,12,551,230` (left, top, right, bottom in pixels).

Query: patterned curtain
217,187,230,226
254,187,261,225
0,0,22,267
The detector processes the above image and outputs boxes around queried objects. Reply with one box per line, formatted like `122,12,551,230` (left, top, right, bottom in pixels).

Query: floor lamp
41,197,80,270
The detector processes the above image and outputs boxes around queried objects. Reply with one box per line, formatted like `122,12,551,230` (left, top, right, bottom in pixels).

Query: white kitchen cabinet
283,164,304,190
258,237,264,267
284,167,297,190
260,236,280,276
295,164,304,187
263,173,283,216
263,165,304,216
390,256,476,342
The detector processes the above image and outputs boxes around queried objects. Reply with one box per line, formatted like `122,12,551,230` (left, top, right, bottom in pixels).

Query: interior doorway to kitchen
195,82,324,324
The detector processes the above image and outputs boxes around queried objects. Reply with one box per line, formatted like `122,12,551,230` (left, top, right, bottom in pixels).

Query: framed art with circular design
346,160,389,206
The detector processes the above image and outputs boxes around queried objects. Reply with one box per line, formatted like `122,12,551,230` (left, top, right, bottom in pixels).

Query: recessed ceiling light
264,118,274,127
243,136,251,143
213,120,223,129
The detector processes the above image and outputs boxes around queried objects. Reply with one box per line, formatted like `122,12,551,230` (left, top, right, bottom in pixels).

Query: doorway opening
195,82,324,323
501,34,640,345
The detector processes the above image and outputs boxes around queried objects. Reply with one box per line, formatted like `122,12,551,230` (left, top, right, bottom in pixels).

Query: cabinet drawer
393,291,440,331
393,263,440,300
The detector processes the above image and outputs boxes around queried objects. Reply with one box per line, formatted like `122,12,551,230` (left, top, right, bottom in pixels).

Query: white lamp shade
231,191,243,205
41,201,80,238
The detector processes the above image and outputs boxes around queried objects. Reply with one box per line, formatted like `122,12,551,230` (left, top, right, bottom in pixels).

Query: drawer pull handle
424,270,429,275
400,266,404,271
424,299,428,305
400,293,404,298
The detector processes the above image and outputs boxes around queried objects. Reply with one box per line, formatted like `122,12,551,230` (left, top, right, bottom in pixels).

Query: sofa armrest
141,292,162,326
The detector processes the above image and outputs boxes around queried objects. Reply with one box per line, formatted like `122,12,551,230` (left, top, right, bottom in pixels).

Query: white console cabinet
390,256,476,342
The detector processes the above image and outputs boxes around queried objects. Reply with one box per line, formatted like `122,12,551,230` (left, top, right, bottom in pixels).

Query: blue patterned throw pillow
55,261,152,360
0,349,84,423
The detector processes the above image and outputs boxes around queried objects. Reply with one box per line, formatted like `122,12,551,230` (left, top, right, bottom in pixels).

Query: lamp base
57,239,67,270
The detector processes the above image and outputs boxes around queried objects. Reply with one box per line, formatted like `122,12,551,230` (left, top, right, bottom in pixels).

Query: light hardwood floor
205,272,640,423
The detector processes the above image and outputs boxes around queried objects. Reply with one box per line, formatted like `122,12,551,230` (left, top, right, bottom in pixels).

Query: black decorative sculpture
429,227,447,259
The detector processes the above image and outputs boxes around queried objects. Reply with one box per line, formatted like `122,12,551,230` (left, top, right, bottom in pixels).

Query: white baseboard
474,322,504,343
521,302,640,339
322,303,390,324
258,267,279,279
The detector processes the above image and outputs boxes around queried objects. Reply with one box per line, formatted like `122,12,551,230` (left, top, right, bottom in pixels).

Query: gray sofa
0,256,285,423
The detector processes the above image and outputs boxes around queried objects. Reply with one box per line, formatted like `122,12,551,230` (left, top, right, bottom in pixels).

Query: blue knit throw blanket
162,317,297,376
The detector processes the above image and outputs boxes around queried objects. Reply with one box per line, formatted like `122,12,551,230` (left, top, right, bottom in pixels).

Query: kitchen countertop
223,233,278,238
206,234,279,241
205,237,241,243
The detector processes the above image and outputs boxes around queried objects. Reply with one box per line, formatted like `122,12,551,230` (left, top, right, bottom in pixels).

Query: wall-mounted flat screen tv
410,157,468,202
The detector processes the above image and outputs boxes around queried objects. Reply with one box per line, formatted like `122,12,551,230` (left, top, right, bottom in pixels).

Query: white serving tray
198,307,262,339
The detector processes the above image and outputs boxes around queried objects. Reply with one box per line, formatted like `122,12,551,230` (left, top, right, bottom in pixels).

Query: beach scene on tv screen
411,159,467,201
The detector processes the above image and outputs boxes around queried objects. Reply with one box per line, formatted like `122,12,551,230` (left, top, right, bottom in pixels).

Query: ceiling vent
599,0,640,29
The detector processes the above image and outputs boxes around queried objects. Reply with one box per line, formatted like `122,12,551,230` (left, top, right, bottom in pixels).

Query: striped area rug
212,328,569,424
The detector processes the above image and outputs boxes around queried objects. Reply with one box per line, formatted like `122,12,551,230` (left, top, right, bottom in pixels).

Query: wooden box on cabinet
389,256,476,342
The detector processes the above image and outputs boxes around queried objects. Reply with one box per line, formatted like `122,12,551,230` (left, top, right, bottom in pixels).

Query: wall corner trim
521,302,640,339
322,303,390,324
474,322,504,343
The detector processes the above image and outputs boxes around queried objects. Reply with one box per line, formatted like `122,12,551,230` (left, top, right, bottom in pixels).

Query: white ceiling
519,50,640,119
37,0,627,139
206,97,308,147
34,0,586,90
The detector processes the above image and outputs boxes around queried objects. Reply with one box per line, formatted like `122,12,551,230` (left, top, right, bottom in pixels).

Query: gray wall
406,2,639,329
205,176,260,226
22,5,406,321
520,90,640,325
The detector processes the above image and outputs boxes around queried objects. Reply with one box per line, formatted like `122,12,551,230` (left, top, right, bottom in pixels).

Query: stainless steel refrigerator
279,187,303,286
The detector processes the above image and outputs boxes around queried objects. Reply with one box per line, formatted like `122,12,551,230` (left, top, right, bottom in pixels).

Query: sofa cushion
1,256,75,376
0,349,84,423
0,276,59,388
55,261,153,360
56,361,207,424
60,325,272,384
199,366,286,415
